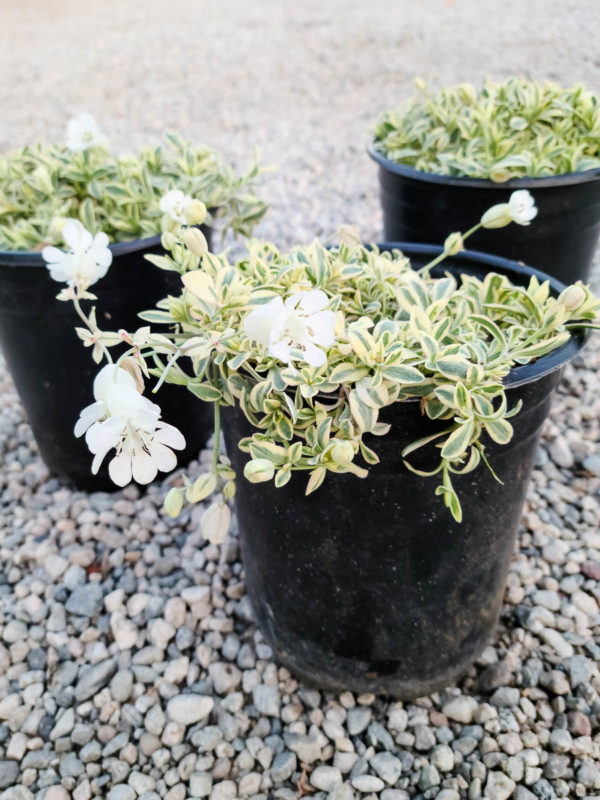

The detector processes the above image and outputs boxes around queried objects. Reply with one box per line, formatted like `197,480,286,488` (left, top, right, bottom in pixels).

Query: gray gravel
1,1,600,799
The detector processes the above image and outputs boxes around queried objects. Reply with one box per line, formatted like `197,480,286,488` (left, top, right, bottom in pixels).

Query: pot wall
222,246,584,697
0,230,213,491
371,149,600,285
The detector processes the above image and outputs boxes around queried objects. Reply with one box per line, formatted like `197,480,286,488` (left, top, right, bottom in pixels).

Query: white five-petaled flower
159,190,194,225
74,364,186,486
243,289,336,367
507,190,538,226
42,220,112,289
481,189,538,229
66,113,106,152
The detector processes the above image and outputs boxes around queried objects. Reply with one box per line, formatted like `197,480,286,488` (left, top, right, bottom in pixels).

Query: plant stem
212,401,221,475
152,347,182,393
419,222,483,273
72,295,113,363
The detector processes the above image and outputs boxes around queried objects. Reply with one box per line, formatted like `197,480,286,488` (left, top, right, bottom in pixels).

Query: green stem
152,347,182,393
72,295,113,363
419,222,483,273
212,401,221,475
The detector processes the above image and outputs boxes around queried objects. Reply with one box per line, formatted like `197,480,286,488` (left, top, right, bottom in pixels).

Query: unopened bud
184,199,207,226
443,232,464,256
161,213,179,234
560,283,586,312
480,202,512,229
120,356,145,394
183,227,209,258
243,458,275,483
161,231,178,251
488,166,512,184
164,487,184,518
330,440,355,467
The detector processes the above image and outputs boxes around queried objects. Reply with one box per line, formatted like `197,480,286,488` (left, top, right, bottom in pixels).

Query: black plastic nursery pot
369,146,600,285
0,230,213,491
222,244,586,698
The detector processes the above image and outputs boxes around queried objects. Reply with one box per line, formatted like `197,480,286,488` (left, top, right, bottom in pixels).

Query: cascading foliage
373,78,600,181
143,237,597,524
48,189,599,541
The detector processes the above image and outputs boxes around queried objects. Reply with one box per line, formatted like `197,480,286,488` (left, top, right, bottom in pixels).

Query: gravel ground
1,2,600,800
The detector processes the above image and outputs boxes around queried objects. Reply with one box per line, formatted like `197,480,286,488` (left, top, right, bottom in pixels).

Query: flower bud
480,203,512,229
201,499,231,545
183,227,209,258
161,231,178,251
161,213,179,234
330,440,355,467
560,283,586,312
489,166,512,183
164,487,184,518
184,199,207,226
443,232,464,256
244,458,275,483
222,480,236,500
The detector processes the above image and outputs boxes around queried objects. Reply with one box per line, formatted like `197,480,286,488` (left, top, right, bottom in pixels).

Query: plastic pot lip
0,233,163,268
368,143,600,189
377,241,587,390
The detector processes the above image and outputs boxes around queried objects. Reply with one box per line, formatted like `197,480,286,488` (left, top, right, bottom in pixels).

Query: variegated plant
373,78,600,181
59,194,600,535
0,117,267,251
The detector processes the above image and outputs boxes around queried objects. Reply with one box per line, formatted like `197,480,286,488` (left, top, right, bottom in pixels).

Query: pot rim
379,241,587,390
0,233,163,267
368,143,600,189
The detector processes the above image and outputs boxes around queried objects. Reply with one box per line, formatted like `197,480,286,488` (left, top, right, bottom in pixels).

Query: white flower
159,190,193,225
42,220,112,289
66,113,105,151
481,190,538,229
508,190,538,226
74,364,186,486
243,289,336,367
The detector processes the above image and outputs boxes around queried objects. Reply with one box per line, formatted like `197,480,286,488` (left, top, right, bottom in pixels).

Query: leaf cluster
373,78,600,181
0,132,268,250
135,239,598,521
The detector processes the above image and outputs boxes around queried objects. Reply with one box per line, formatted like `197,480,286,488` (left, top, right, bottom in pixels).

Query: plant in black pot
59,194,599,697
0,114,268,489
369,77,600,284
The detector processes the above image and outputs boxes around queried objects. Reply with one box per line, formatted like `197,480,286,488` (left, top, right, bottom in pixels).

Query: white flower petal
85,416,123,455
63,220,92,251
148,441,178,472
243,297,284,347
302,342,327,367
269,339,292,364
42,245,66,265
307,309,337,346
92,232,110,250
108,451,133,486
93,364,136,403
155,422,186,450
131,450,158,484
74,401,104,437
288,289,329,314
508,190,538,226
